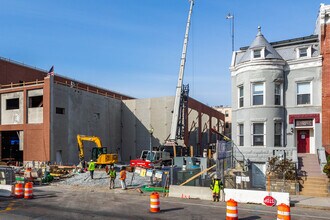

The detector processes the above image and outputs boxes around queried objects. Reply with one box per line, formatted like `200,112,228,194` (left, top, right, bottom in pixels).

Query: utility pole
226,13,235,52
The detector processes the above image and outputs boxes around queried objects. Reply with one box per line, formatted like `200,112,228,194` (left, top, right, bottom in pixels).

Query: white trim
238,85,244,108
251,122,266,147
251,82,265,106
250,78,266,83
294,77,314,82
284,56,322,71
296,81,312,106
295,46,312,59
230,60,285,76
274,83,282,106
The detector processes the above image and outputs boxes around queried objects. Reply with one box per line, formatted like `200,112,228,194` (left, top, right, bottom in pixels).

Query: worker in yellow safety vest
88,160,95,179
108,166,116,189
210,176,223,202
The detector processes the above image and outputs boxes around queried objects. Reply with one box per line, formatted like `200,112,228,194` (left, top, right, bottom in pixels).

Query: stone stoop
299,176,329,197
298,153,329,197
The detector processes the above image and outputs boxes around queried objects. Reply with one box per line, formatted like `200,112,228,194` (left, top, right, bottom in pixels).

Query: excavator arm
77,134,102,162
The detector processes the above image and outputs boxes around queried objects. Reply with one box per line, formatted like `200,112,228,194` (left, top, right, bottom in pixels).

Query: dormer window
299,48,307,57
254,49,261,58
296,46,311,59
251,47,265,60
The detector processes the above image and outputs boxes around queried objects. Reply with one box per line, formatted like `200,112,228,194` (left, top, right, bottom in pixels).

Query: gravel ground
53,170,151,189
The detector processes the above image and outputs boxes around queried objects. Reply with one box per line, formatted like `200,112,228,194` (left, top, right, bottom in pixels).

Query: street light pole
149,127,154,185
226,13,235,52
149,127,154,159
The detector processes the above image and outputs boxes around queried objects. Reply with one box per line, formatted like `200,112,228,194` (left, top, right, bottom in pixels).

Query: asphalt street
0,185,329,220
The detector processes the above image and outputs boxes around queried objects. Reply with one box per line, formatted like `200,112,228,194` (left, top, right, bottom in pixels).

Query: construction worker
108,166,116,189
119,166,127,190
210,175,223,202
88,160,95,179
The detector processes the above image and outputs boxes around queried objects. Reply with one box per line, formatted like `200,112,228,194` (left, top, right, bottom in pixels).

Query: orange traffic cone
226,199,238,220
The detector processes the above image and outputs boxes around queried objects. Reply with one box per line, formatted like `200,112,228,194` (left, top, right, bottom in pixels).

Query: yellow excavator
77,134,118,167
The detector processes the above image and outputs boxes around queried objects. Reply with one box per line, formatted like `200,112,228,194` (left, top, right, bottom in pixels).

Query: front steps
298,153,329,197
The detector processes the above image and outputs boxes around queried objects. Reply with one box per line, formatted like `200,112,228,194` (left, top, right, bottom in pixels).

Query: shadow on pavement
33,194,57,199
160,207,184,213
239,216,261,220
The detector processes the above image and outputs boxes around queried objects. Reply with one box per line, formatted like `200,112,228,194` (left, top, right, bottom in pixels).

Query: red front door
297,130,310,153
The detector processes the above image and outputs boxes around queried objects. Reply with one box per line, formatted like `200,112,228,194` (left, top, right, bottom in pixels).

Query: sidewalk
290,195,330,210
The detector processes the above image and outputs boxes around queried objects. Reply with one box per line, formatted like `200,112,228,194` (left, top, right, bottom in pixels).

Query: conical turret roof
238,27,283,64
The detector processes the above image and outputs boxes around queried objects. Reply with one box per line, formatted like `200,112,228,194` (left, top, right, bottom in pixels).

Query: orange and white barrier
150,192,160,213
14,183,24,198
24,182,33,199
277,203,290,220
226,199,238,220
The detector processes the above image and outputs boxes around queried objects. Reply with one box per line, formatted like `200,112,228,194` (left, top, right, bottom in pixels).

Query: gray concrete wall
1,91,24,125
122,97,173,162
232,67,286,162
27,89,43,124
51,84,122,165
122,96,217,162
231,61,322,162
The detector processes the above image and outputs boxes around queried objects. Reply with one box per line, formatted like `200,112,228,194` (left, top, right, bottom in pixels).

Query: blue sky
0,0,328,106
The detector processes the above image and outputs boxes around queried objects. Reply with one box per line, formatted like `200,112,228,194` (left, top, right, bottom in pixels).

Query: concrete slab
0,184,13,197
169,185,290,206
224,188,290,206
169,185,211,200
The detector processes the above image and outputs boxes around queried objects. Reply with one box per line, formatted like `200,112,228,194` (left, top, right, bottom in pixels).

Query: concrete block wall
27,89,43,124
122,97,214,162
51,84,122,165
1,91,24,125
122,97,174,162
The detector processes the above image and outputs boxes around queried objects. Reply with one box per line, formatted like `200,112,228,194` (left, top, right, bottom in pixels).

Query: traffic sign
263,195,276,207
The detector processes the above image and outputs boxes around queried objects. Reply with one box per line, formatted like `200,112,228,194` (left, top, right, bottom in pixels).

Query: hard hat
110,166,114,169
90,160,93,162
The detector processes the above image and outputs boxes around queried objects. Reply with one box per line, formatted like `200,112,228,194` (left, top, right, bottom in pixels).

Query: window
56,107,65,115
225,111,229,117
274,122,282,147
225,122,229,129
238,86,244,108
299,48,308,58
238,124,244,146
252,83,264,105
252,123,264,146
275,84,281,105
6,98,19,110
297,46,311,59
29,96,43,108
253,49,261,58
297,82,310,105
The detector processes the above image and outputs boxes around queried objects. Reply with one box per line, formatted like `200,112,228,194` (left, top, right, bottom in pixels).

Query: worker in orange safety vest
119,166,127,190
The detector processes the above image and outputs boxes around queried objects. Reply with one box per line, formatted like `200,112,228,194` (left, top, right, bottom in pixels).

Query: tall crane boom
169,0,194,141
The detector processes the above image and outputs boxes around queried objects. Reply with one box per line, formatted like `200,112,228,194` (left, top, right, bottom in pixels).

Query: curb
292,203,330,211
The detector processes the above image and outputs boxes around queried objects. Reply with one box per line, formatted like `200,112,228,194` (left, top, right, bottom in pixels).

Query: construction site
0,0,232,197
1,1,330,219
